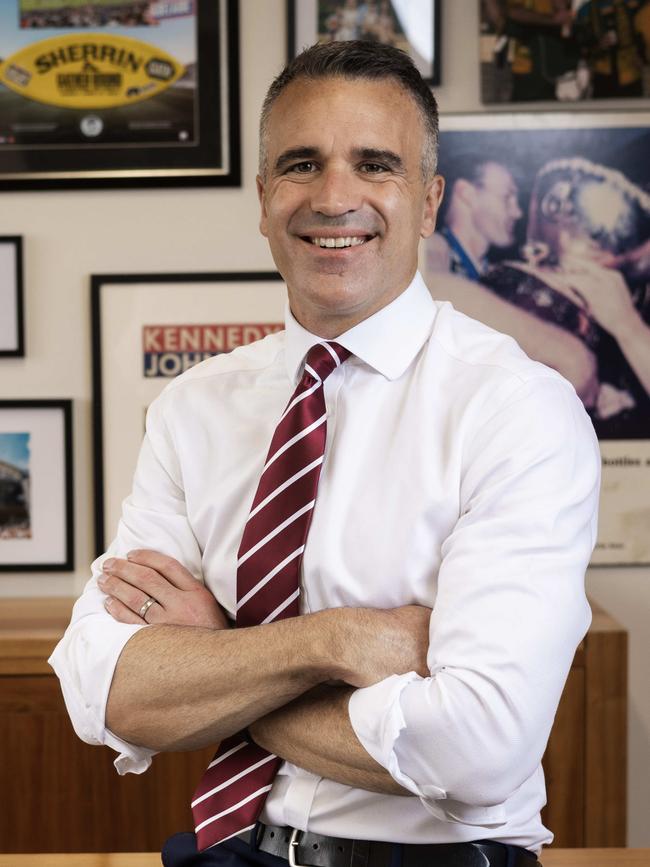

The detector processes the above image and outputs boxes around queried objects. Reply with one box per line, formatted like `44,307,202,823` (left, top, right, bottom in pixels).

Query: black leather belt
238,823,541,867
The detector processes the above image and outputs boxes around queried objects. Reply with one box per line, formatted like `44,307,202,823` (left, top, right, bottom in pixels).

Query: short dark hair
259,40,439,179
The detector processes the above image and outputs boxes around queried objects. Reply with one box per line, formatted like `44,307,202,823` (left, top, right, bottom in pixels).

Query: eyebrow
353,148,404,172
273,147,319,174
272,146,405,174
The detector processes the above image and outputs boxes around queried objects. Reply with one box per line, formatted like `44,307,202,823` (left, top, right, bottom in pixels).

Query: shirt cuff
348,673,507,827
48,587,157,775
348,672,443,798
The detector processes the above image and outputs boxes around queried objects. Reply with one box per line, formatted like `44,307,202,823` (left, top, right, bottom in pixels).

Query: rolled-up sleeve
49,393,204,775
349,375,600,824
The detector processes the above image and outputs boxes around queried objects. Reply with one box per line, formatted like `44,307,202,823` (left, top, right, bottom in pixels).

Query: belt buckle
288,827,308,867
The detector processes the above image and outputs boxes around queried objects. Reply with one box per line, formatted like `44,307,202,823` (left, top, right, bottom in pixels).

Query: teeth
310,236,367,248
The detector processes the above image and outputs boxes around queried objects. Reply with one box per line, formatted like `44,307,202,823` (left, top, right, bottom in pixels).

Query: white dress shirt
50,272,600,854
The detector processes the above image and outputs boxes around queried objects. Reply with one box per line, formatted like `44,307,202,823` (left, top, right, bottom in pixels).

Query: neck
446,212,489,267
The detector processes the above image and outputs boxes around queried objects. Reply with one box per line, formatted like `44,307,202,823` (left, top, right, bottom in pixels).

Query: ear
420,175,445,239
256,174,269,237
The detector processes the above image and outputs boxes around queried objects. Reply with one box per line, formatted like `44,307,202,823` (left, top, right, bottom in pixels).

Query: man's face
471,162,522,249
257,76,444,337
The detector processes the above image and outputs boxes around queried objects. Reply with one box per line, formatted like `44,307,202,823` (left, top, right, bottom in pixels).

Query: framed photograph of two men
0,0,240,190
287,0,441,85
423,111,650,565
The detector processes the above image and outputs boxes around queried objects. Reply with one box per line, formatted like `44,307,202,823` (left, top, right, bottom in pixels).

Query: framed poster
0,399,74,571
287,0,441,85
0,0,240,190
0,236,24,357
480,0,650,104
91,271,287,554
422,111,650,565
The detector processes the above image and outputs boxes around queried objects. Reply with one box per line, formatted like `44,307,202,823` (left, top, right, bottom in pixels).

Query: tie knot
303,341,350,384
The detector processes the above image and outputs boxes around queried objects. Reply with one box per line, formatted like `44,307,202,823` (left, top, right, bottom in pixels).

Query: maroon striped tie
192,341,351,850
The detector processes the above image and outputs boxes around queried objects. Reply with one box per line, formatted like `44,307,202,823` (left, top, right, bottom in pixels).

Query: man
50,41,600,867
425,157,523,281
574,0,649,98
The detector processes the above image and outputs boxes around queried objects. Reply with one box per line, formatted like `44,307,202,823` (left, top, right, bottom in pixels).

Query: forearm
432,278,598,400
105,612,334,752
250,685,410,796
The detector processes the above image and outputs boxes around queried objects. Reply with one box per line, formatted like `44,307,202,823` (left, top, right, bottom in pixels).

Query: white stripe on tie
195,787,273,833
247,457,323,522
191,754,277,808
279,380,321,423
304,363,321,383
319,341,342,366
261,588,301,624
263,414,327,474
207,740,247,770
236,546,305,611
237,501,315,568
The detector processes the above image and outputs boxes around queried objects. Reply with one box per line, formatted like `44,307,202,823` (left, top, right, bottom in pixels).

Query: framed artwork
422,111,650,565
287,0,441,85
0,399,74,571
0,0,240,190
480,0,650,104
0,236,24,357
91,271,287,554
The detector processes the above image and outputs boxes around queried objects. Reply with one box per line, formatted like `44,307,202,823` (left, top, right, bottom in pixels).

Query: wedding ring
138,596,156,621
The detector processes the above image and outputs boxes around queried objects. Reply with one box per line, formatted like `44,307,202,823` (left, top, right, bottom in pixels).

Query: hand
561,255,638,337
98,549,229,629
329,604,432,688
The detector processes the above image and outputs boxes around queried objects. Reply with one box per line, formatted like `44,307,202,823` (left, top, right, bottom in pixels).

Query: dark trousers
162,831,291,867
161,829,533,867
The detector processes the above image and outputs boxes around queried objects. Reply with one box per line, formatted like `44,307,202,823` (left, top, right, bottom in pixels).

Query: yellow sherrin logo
0,33,184,109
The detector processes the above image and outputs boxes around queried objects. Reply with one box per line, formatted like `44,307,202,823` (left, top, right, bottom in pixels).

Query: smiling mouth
301,235,375,248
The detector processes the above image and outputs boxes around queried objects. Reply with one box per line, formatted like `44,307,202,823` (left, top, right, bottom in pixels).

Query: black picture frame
0,0,240,191
91,271,287,554
0,399,74,571
0,236,24,358
287,0,441,85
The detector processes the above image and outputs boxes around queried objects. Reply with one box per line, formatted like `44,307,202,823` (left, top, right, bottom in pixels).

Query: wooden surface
0,597,75,674
0,597,628,853
0,851,649,867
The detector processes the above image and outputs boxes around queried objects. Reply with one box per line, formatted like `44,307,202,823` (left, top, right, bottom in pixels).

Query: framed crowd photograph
287,0,441,84
0,236,24,357
422,111,650,566
480,0,650,104
0,399,74,571
91,271,287,554
0,0,240,190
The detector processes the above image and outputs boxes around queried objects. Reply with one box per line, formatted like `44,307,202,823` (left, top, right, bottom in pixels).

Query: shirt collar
284,271,437,384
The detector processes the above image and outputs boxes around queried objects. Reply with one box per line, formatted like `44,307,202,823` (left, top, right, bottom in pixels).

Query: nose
310,166,362,217
511,199,523,220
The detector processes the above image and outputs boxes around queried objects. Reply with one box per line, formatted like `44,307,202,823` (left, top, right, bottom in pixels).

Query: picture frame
0,0,240,190
91,271,287,554
0,399,74,572
422,110,650,566
0,236,24,357
480,0,650,105
287,0,441,85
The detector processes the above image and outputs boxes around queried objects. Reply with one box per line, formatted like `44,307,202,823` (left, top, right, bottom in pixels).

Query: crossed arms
51,367,600,812
101,551,430,796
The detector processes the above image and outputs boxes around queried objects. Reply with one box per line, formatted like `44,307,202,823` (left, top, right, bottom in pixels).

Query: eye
360,163,387,174
288,161,317,174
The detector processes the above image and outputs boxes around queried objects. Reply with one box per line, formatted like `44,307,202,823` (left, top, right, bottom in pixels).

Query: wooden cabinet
0,598,627,854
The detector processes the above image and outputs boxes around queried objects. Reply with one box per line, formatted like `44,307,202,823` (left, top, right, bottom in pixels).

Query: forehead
479,162,517,192
265,75,425,156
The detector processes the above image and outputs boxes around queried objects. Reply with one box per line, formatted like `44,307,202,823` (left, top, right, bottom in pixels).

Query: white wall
0,0,648,846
